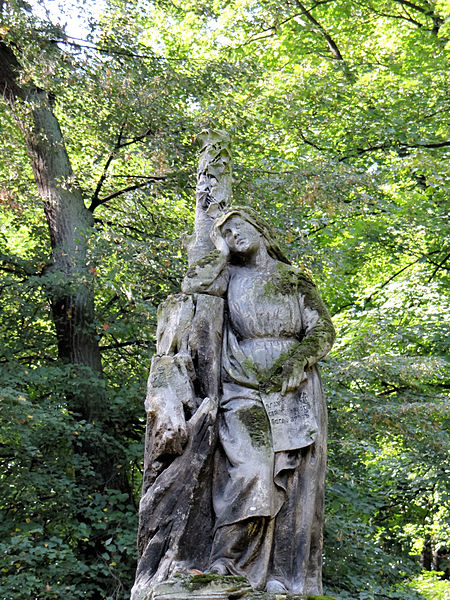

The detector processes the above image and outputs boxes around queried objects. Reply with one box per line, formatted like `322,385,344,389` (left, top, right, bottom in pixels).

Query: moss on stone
188,573,228,587
149,360,173,388
196,249,222,269
262,264,335,382
153,576,337,600
264,263,315,298
184,249,222,279
236,404,271,447
183,573,251,592
255,345,296,392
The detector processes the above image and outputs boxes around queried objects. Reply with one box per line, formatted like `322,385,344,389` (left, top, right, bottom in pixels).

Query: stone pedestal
133,574,337,600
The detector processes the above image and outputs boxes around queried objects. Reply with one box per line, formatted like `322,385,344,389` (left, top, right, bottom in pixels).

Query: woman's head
220,215,262,257
214,206,291,264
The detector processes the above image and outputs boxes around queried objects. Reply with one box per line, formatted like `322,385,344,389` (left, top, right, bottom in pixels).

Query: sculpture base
135,574,337,600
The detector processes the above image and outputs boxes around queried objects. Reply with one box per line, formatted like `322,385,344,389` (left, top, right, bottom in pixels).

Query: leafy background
0,0,449,598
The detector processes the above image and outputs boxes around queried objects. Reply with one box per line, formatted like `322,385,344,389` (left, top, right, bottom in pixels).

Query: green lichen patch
264,264,336,378
149,360,173,388
153,576,337,600
185,250,222,279
265,263,315,298
167,573,251,593
189,573,248,586
196,249,222,269
240,262,336,392
237,404,271,448
255,343,304,393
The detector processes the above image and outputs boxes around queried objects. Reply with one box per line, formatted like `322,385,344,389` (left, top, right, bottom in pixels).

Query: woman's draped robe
183,256,335,594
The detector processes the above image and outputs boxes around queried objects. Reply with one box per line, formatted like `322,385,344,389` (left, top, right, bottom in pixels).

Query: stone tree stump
131,131,232,600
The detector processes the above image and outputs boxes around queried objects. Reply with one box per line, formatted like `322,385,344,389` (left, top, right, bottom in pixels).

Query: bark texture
0,41,103,421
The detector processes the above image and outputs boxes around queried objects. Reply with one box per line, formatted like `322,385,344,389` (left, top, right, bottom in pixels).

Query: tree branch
417,140,450,149
427,251,450,282
355,1,424,29
353,0,445,37
118,127,155,148
90,177,166,210
306,210,385,237
240,1,336,46
90,122,126,211
43,36,163,61
93,184,149,208
335,251,442,313
108,174,168,179
100,340,149,350
298,128,332,152
282,126,449,161
293,0,344,60
394,0,444,35
395,0,438,18
89,126,156,212
365,257,423,303
339,139,450,161
292,0,354,80
42,33,220,64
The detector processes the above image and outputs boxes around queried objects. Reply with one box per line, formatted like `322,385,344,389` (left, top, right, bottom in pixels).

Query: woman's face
221,216,261,256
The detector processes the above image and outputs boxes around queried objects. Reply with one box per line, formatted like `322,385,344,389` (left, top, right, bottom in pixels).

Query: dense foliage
0,0,448,599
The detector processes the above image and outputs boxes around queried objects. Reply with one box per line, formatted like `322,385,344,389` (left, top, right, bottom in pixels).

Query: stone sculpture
131,131,335,600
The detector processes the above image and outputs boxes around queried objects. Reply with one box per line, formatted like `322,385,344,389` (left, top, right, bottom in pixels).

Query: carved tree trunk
0,42,104,422
132,131,232,600
184,129,232,265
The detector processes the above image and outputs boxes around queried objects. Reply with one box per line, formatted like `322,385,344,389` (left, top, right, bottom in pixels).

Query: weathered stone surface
134,396,218,595
132,293,224,600
132,135,335,600
156,294,196,357
132,132,232,600
189,294,224,400
150,574,252,600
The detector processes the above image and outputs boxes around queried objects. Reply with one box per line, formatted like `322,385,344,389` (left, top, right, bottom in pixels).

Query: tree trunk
1,41,108,456
420,535,432,571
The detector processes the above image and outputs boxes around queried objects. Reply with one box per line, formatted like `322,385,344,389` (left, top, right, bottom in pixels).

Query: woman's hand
211,224,230,258
281,361,307,395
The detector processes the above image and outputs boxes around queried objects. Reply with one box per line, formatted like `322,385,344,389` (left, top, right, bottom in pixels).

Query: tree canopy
0,0,449,599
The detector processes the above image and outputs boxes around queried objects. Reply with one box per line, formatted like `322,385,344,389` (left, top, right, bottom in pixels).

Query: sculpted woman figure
182,207,335,595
